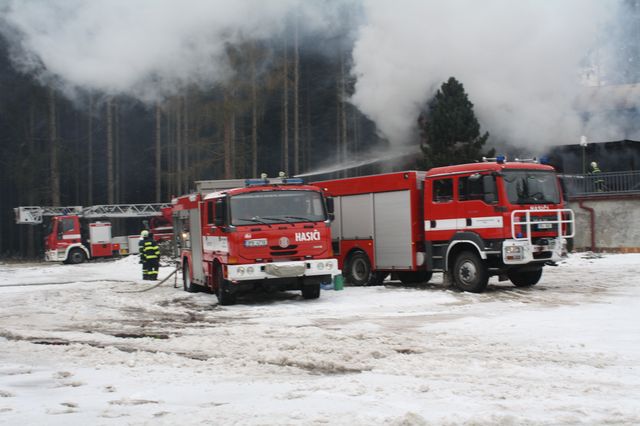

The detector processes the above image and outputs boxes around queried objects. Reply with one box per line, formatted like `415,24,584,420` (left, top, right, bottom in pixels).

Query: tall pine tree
418,77,492,169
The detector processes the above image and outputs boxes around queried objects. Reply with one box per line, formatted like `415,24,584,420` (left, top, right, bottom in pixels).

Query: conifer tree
418,77,493,169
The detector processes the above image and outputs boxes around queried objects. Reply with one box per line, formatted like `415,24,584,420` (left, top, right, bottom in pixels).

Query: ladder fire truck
314,157,575,292
14,204,172,264
172,177,338,305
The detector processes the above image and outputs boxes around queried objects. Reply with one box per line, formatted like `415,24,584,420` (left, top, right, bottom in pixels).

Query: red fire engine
14,204,172,264
314,157,574,292
172,177,338,305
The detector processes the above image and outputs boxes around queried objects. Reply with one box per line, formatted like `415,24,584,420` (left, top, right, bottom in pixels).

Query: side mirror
214,217,225,227
326,197,335,214
328,213,335,222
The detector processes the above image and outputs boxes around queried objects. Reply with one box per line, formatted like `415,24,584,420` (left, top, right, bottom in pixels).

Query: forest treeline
0,26,395,256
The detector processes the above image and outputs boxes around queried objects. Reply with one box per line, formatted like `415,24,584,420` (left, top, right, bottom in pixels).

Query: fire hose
116,265,181,293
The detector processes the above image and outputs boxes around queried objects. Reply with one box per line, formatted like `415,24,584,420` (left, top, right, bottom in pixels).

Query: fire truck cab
172,178,338,305
316,158,574,292
14,204,172,264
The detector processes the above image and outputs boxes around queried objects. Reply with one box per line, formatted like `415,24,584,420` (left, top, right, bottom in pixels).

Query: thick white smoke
350,0,619,149
1,0,340,102
1,0,627,149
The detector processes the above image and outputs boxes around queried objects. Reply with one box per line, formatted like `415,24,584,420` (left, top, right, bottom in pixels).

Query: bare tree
155,103,162,202
106,97,115,204
282,34,289,174
87,94,93,205
176,97,183,195
293,14,300,175
250,44,258,178
49,86,60,206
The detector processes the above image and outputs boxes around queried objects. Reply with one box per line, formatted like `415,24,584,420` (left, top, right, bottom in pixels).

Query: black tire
66,248,86,265
452,251,488,293
397,271,433,285
370,272,388,286
344,251,373,286
508,268,543,287
182,262,199,293
301,283,321,299
215,266,236,306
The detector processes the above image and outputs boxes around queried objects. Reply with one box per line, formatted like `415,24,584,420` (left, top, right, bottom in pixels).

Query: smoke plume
349,0,619,149
1,0,632,149
0,0,344,102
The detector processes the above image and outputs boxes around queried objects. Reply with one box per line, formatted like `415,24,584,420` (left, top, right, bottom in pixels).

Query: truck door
456,173,503,239
424,177,457,242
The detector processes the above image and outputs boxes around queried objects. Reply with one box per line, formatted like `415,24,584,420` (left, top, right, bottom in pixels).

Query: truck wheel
397,271,433,285
452,251,488,293
344,251,372,286
215,266,236,306
507,268,543,287
370,272,388,286
302,283,320,299
183,262,199,293
66,248,86,265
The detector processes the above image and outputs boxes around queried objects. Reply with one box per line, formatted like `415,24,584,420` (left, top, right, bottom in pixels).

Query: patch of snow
0,254,639,424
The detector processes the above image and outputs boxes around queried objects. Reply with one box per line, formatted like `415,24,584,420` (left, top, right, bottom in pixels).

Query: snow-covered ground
0,253,639,425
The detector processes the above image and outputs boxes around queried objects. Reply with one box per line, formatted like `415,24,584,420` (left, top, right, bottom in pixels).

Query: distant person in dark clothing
139,230,160,280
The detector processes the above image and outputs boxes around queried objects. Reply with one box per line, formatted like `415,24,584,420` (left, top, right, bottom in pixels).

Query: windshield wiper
284,216,316,221
260,216,294,224
234,217,272,227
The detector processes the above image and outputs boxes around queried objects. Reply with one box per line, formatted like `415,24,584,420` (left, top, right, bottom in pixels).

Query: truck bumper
502,237,566,265
44,249,66,262
227,259,340,281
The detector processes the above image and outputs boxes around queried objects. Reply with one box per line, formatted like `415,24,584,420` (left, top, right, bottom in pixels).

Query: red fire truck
314,157,574,292
14,204,172,264
172,177,338,305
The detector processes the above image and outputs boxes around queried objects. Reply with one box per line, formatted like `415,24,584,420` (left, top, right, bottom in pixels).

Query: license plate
538,223,552,229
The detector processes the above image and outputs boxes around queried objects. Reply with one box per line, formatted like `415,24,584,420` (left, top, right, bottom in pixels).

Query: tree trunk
106,97,115,204
340,53,348,178
293,15,300,175
114,99,121,203
166,105,174,200
176,97,183,196
251,45,258,178
74,110,80,204
87,95,93,205
27,98,36,257
223,90,233,179
49,86,60,206
182,94,189,193
282,35,289,175
155,103,162,202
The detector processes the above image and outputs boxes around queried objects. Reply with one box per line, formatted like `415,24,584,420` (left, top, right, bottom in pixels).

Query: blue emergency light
245,178,269,186
282,178,304,185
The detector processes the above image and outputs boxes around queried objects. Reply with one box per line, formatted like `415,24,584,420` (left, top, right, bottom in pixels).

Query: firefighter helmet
591,161,598,168
140,230,149,238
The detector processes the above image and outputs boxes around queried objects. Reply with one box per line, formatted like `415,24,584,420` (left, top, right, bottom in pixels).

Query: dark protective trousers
142,258,159,280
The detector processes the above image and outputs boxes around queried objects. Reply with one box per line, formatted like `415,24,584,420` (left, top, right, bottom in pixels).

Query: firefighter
590,161,605,192
139,230,160,280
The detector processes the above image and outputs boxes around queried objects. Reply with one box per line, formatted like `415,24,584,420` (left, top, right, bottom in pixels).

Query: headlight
317,262,325,270
246,266,255,275
325,261,333,270
237,266,245,275
244,238,268,247
505,246,523,254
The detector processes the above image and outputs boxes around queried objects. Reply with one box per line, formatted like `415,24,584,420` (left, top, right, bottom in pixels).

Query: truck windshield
503,170,561,205
230,190,326,225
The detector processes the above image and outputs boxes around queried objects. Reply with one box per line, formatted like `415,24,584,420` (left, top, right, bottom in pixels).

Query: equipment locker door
189,208,205,283
373,190,413,269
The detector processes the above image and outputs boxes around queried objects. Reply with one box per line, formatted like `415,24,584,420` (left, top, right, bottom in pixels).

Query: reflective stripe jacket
140,238,160,261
